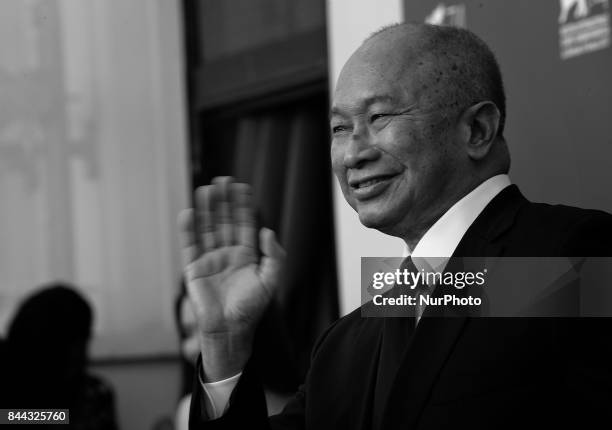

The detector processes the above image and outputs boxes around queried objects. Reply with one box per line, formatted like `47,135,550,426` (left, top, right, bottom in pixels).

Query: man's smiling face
330,33,465,239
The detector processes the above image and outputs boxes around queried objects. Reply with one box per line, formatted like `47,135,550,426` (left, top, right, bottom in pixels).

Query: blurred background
0,0,610,429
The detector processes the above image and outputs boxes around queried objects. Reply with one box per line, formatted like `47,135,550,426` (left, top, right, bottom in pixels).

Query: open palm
179,177,284,340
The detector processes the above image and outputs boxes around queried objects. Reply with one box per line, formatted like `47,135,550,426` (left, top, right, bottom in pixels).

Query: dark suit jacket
190,185,612,429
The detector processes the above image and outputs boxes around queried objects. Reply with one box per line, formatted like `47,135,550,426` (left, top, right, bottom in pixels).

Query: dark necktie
400,256,434,325
372,256,419,428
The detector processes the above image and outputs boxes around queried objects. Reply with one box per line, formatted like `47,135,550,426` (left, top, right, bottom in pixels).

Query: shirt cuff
199,370,242,419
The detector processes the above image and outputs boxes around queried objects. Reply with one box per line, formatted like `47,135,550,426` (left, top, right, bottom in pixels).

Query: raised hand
178,177,285,380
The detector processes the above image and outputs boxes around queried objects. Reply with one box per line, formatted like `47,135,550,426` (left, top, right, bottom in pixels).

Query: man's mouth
354,178,387,189
349,174,397,200
349,174,396,189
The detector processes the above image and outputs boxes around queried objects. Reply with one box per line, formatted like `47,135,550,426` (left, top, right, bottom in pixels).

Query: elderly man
180,23,612,429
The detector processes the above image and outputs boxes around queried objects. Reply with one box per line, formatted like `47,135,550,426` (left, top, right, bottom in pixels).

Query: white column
326,0,406,315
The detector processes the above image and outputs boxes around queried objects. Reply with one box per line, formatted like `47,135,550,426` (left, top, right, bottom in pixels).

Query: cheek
382,124,438,171
330,144,358,208
330,143,346,179
373,123,418,161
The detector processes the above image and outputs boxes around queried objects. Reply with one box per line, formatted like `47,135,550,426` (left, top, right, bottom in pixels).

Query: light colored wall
326,0,405,316
0,0,189,429
0,0,188,355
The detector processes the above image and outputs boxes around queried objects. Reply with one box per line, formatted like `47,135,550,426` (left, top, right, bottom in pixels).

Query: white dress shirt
409,174,511,321
201,174,512,419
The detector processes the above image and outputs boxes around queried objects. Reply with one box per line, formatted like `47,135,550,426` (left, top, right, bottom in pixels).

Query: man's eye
332,125,348,134
371,114,388,122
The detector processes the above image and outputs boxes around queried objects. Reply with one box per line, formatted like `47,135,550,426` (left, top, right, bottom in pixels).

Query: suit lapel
372,317,414,429
453,184,527,257
378,185,527,429
379,316,469,429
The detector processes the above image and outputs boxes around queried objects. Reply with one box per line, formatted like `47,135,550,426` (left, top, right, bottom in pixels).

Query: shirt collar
409,174,511,264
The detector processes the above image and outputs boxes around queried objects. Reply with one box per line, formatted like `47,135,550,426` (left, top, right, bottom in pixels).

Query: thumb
258,227,285,295
259,227,285,260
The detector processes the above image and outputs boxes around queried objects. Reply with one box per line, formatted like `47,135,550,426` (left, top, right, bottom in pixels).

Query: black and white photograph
1,1,611,429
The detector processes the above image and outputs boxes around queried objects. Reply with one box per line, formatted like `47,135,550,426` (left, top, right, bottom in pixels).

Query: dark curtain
197,93,338,392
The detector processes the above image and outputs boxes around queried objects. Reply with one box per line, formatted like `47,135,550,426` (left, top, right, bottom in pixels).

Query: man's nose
343,132,380,168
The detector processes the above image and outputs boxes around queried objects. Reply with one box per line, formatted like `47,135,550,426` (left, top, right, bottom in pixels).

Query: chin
357,210,395,231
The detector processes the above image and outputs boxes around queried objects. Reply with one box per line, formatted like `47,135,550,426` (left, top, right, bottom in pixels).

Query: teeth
359,178,382,188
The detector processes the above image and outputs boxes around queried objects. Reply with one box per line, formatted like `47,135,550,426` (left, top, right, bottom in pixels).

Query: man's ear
459,101,501,161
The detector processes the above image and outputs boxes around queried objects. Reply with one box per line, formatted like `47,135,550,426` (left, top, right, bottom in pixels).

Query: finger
196,185,216,252
178,208,199,266
212,176,234,247
232,182,257,249
259,228,285,296
260,228,285,261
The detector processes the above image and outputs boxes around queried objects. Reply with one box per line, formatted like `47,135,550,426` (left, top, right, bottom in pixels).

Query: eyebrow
330,95,396,118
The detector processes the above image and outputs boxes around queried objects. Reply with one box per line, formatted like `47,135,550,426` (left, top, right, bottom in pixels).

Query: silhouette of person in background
0,283,119,430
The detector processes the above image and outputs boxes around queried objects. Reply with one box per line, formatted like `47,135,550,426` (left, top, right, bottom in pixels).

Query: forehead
331,51,421,115
331,93,399,117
